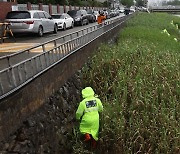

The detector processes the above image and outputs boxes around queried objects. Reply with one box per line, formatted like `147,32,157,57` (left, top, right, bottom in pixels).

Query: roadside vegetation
72,13,180,153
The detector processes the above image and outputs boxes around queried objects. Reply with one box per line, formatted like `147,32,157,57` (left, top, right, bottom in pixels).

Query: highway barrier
0,16,127,100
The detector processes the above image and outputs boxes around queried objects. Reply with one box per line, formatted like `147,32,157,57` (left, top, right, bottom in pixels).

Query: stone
25,119,36,127
20,140,28,145
62,85,69,99
7,140,16,150
3,143,9,150
12,144,21,152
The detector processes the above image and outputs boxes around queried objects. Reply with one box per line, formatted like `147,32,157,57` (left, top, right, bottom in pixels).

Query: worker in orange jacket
97,11,106,25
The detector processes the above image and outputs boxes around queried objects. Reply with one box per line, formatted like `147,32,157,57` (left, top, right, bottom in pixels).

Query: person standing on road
97,11,106,26
76,87,103,148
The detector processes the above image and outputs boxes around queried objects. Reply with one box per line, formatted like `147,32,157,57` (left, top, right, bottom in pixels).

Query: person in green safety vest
76,87,103,148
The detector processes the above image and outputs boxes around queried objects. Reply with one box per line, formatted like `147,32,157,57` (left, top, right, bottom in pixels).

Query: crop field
72,13,180,153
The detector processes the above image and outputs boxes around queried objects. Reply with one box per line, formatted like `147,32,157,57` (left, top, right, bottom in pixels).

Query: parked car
107,10,115,18
124,8,130,15
5,10,58,37
103,10,110,19
112,9,120,16
113,9,120,16
119,7,125,13
130,6,136,12
137,6,148,12
51,13,74,30
86,9,96,23
67,10,89,26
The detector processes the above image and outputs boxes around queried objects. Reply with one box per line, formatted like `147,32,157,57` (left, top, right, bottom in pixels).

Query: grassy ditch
72,13,180,154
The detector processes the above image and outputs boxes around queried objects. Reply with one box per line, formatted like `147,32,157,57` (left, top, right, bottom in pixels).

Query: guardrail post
53,40,58,61
17,65,23,83
23,62,28,80
8,68,17,88
76,31,79,38
82,30,84,44
42,45,49,67
7,57,11,67
34,57,39,72
42,44,46,52
30,59,35,76
62,44,65,56
66,42,70,54
38,56,43,70
59,45,63,58
70,34,72,40
0,80,4,95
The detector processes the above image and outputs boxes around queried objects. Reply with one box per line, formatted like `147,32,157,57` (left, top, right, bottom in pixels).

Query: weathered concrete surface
0,15,130,153
0,73,83,153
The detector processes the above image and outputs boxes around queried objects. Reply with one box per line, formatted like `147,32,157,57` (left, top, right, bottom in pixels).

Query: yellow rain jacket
76,87,103,141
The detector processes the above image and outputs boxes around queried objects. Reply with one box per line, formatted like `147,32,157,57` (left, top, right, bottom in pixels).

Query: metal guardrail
0,16,126,100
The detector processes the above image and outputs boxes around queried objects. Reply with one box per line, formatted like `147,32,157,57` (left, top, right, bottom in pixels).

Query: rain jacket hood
82,87,95,98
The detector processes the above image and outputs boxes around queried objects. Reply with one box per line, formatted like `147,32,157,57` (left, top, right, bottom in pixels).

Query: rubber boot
84,133,91,142
92,139,97,149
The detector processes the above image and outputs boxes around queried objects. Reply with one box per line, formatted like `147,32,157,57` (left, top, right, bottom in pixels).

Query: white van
5,10,58,37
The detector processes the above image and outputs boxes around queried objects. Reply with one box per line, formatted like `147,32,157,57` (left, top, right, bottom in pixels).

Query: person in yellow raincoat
76,87,103,148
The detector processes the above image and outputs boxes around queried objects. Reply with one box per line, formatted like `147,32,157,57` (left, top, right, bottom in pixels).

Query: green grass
72,13,180,153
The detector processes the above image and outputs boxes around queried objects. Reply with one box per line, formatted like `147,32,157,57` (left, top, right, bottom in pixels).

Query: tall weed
73,13,180,153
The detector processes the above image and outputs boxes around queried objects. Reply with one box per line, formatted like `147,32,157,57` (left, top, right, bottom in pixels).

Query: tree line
16,0,137,8
165,0,180,5
17,0,109,7
17,0,161,8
